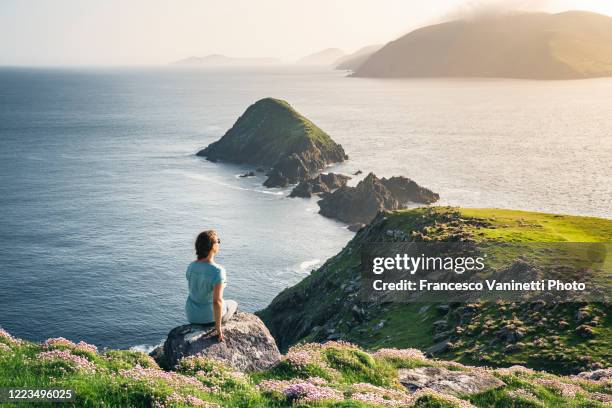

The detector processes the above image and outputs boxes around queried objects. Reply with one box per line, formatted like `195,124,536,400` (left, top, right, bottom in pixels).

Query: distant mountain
172,54,281,66
334,45,382,71
355,11,612,79
296,48,345,66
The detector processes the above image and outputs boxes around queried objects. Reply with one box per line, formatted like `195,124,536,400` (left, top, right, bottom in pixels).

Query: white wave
165,169,286,196
299,259,321,272
130,342,162,354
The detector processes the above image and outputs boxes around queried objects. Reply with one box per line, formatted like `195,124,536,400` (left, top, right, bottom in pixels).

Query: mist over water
0,66,610,349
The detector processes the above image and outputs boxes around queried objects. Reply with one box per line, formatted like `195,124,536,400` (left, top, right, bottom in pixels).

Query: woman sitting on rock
185,230,238,342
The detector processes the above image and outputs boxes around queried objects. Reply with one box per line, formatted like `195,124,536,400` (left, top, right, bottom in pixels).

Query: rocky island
289,172,351,198
317,173,439,225
197,98,348,188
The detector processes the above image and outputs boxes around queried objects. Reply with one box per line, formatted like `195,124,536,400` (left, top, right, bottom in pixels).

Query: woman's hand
217,326,225,342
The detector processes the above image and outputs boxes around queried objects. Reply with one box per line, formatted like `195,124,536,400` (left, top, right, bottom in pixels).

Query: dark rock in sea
154,312,281,371
380,176,439,204
353,170,363,176
289,173,351,198
317,172,439,224
239,171,255,178
398,366,504,396
197,98,347,187
348,223,366,232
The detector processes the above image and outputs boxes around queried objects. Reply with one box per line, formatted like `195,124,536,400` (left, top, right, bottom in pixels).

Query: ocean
0,66,610,350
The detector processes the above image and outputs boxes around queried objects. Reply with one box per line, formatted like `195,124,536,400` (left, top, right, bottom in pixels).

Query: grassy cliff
1,330,610,407
258,207,612,374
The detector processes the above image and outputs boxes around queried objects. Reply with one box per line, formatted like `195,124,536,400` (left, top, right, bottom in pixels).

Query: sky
1,0,612,66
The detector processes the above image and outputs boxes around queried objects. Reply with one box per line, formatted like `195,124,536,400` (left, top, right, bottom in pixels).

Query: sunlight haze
1,0,612,65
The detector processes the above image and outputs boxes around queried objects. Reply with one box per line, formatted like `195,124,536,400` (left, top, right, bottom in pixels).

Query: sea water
0,66,610,349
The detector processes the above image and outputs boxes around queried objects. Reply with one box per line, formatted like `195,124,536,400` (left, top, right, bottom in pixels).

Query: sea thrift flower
120,365,210,393
42,337,98,354
589,392,612,404
258,377,332,398
42,337,75,349
351,392,412,407
163,392,219,407
283,382,344,404
349,383,414,407
495,365,535,376
0,343,11,352
508,389,538,402
283,350,316,368
534,378,584,397
38,349,96,373
373,348,426,361
572,368,612,383
0,328,23,345
413,388,477,408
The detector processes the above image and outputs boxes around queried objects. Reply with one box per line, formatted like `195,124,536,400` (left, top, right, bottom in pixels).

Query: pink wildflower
38,349,96,373
373,348,426,360
0,328,23,345
508,389,538,401
42,337,98,354
534,378,584,397
0,343,11,352
120,365,210,393
572,368,612,383
258,377,330,396
495,365,535,376
351,392,412,407
413,388,477,408
283,382,344,404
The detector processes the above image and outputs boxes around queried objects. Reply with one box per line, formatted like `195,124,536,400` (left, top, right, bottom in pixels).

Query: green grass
2,333,609,407
259,207,612,374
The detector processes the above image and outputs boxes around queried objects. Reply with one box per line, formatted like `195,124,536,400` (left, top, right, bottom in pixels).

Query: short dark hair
195,230,218,259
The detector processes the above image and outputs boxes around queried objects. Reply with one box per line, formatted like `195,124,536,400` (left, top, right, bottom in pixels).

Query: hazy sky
1,0,612,66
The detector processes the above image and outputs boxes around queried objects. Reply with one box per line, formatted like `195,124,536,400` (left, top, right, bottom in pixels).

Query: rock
348,223,366,232
353,170,363,176
426,339,451,354
157,312,281,371
433,320,448,332
575,308,590,322
574,368,612,382
436,304,450,314
380,176,439,204
289,173,351,198
576,324,595,338
433,330,452,342
399,367,504,396
239,171,255,178
198,98,347,188
317,173,438,224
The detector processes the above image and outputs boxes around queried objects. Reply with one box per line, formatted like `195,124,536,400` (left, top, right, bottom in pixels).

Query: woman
185,230,238,342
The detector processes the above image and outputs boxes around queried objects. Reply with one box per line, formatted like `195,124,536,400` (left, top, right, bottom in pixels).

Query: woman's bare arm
212,283,224,342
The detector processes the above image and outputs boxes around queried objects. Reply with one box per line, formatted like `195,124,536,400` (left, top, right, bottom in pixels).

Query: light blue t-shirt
185,261,227,324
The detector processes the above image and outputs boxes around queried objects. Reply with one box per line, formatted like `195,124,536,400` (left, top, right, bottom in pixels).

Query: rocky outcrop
398,367,504,396
317,172,438,224
154,312,281,371
289,173,351,198
197,98,347,187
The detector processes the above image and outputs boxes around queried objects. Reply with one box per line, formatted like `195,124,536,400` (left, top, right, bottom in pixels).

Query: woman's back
185,261,226,324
